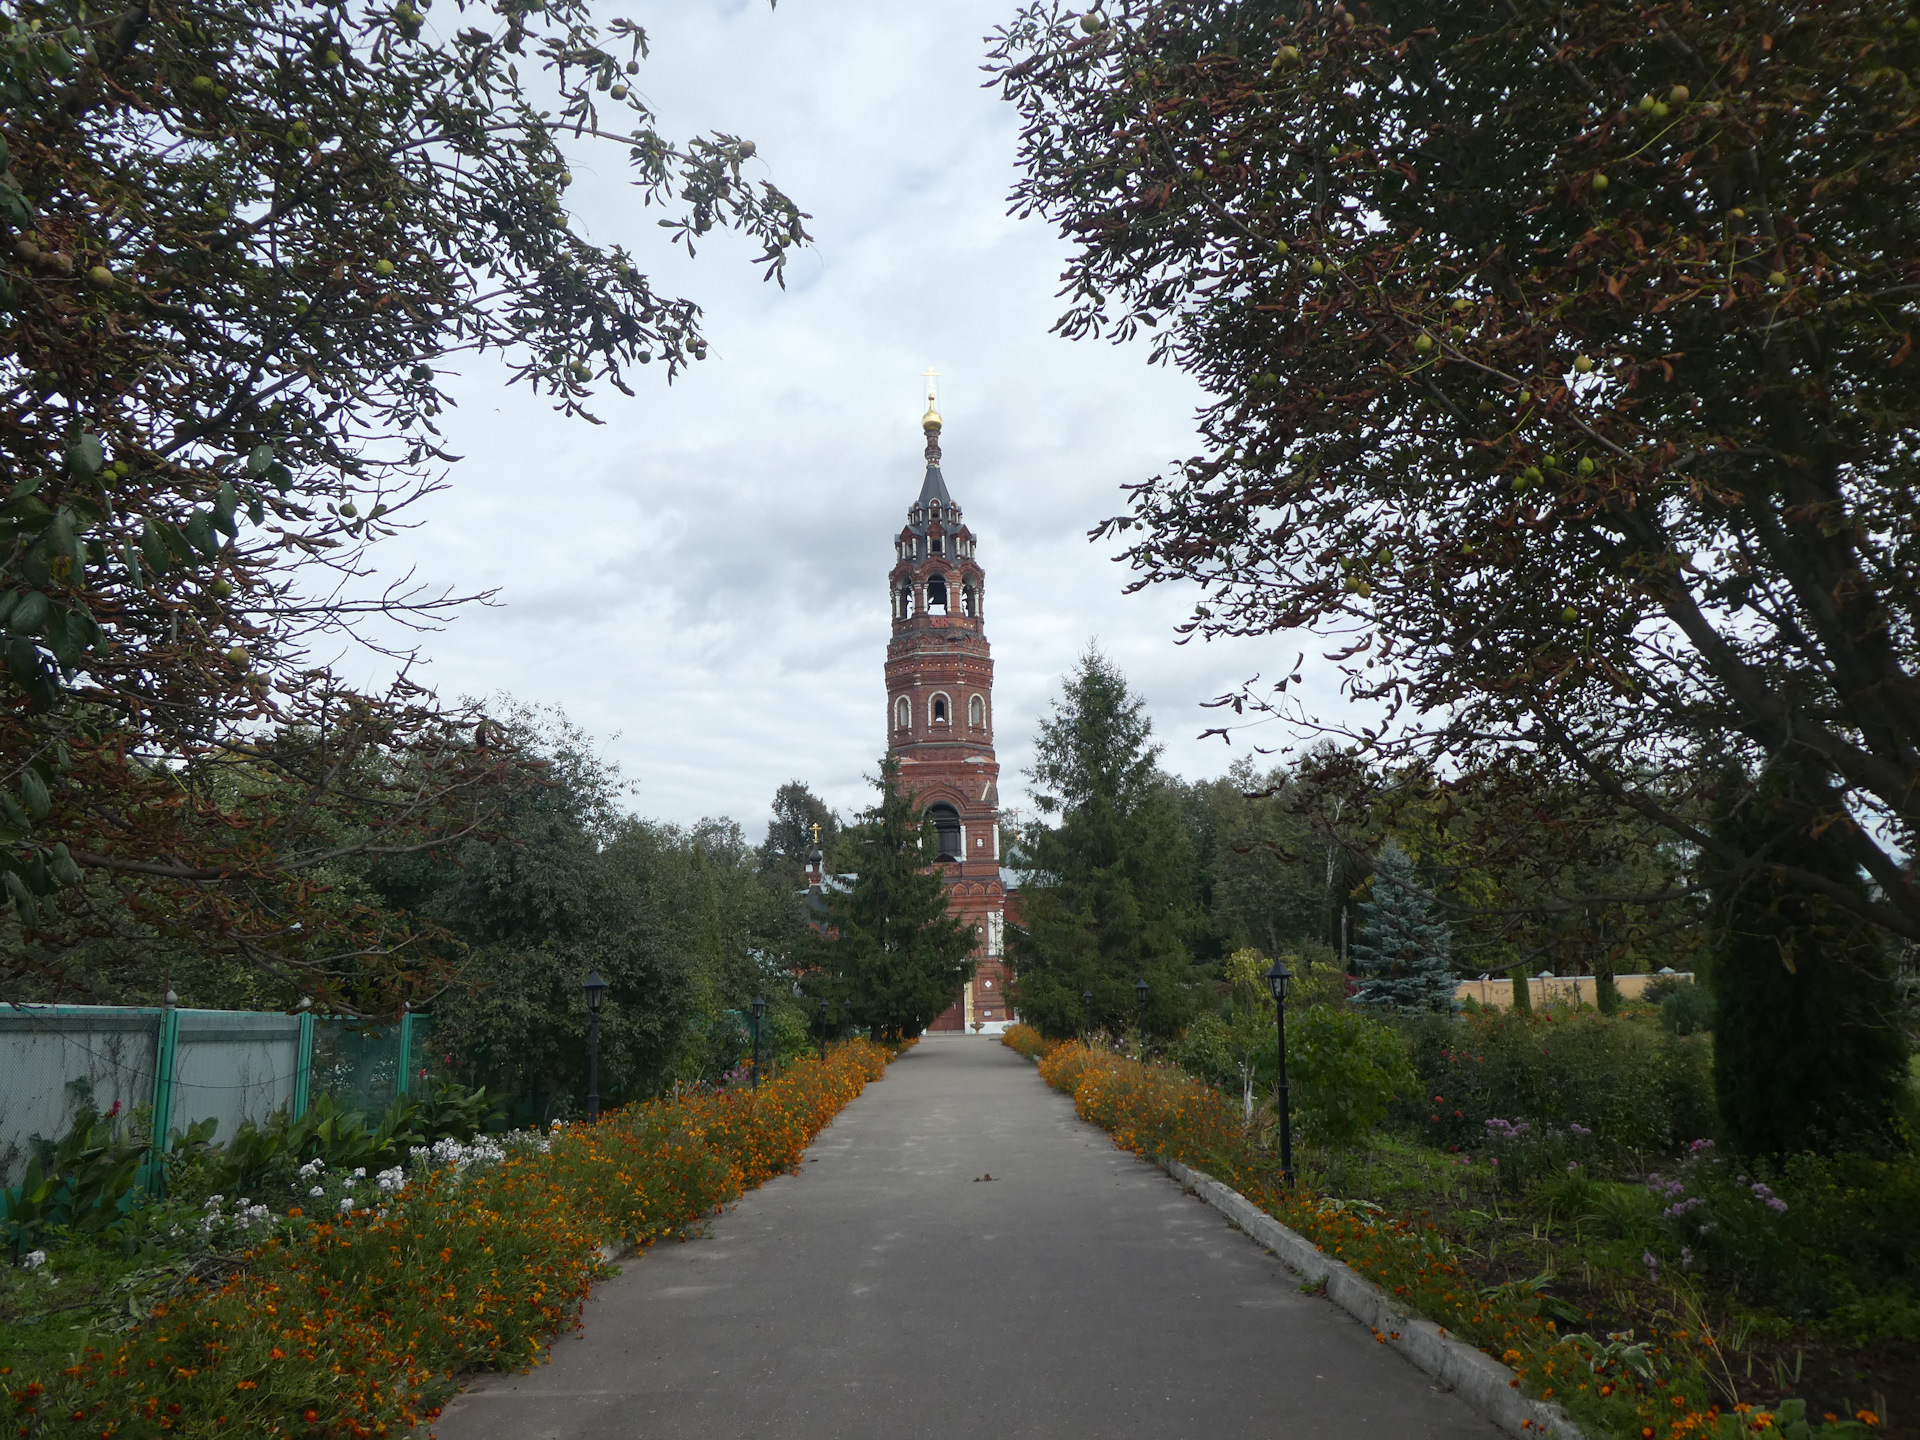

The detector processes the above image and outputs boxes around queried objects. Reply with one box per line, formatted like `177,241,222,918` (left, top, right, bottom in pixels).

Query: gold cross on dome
810,821,822,844
922,367,939,407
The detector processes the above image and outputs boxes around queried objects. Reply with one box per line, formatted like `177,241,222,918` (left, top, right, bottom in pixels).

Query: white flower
309,1185,326,1198
350,1167,366,1180
375,1166,406,1194
203,1194,225,1210
20,1250,47,1272
338,1197,355,1214
297,1159,326,1179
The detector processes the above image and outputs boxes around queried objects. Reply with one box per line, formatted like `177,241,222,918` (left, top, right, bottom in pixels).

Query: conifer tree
1351,845,1458,1014
813,756,976,1038
1008,648,1199,1038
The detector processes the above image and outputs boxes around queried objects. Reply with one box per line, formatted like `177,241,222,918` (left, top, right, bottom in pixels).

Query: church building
885,386,1012,1034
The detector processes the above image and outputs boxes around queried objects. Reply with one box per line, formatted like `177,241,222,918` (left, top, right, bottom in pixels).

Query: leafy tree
810,755,976,1039
1356,766,1711,1005
1008,647,1199,1037
990,2,1920,942
1351,844,1457,1014
757,780,843,889
1710,766,1909,1155
0,0,807,1001
375,706,800,1115
1171,758,1327,964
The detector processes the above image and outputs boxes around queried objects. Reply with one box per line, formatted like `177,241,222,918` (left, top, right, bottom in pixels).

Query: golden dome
922,402,943,431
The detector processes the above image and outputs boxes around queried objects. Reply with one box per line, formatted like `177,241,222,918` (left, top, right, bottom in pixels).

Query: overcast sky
353,0,1344,840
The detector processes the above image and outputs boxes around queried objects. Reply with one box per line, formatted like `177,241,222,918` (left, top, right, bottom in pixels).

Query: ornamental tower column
885,377,1009,1033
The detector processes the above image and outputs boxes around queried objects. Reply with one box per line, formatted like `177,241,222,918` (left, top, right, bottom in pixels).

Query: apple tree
0,0,808,1005
991,0,1920,1143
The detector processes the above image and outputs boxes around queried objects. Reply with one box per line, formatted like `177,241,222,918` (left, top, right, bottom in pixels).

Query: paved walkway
435,1037,1500,1440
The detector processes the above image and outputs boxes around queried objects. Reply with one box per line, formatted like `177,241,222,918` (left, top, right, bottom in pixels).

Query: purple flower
1642,1251,1660,1280
1568,1123,1592,1138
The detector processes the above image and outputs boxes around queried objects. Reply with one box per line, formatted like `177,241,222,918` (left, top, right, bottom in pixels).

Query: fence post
396,1010,415,1098
293,1010,314,1119
147,1000,181,1193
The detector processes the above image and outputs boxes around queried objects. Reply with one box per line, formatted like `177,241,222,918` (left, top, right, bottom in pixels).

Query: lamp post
1135,976,1149,1044
750,994,766,1090
1081,989,1094,1039
818,997,831,1059
1264,958,1294,1186
581,970,608,1121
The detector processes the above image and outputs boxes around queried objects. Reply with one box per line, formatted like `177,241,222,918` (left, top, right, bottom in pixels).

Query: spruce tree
1351,844,1458,1013
813,757,976,1038
1007,648,1199,1038
1711,768,1908,1156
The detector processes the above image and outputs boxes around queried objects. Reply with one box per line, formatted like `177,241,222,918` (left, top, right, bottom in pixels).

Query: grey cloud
345,0,1352,836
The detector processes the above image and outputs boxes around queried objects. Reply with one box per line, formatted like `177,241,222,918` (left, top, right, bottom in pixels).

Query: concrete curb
1009,1045,1580,1439
1157,1156,1583,1440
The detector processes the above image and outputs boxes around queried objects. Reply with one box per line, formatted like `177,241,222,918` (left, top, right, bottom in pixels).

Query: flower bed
1031,1042,1877,1440
1000,1023,1053,1062
2,1041,891,1439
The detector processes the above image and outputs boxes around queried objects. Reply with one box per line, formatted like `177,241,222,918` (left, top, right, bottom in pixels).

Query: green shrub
1639,971,1693,1006
1288,1007,1417,1148
1660,981,1714,1036
1398,1008,1715,1153
168,1077,502,1207
1,1100,148,1257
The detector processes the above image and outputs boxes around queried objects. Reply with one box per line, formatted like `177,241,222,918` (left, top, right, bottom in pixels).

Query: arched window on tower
894,696,910,731
895,582,912,619
926,803,962,861
968,695,985,728
960,582,976,618
930,692,951,726
926,573,949,614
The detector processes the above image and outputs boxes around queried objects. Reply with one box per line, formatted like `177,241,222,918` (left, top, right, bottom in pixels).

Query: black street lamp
581,970,608,1121
818,997,831,1059
1264,958,1295,1186
1081,989,1094,1039
750,995,767,1090
1135,976,1149,1042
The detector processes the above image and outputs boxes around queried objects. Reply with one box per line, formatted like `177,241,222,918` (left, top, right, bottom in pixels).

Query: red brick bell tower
886,379,1011,1034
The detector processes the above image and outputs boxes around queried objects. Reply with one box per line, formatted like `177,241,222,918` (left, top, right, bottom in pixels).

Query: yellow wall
1454,973,1694,1010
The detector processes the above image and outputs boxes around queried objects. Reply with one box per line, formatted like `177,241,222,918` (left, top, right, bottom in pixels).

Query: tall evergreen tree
1009,648,1199,1038
1351,844,1458,1014
1711,768,1908,1156
812,756,976,1038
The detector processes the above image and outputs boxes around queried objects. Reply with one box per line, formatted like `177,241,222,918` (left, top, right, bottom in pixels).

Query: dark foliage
1710,768,1910,1156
